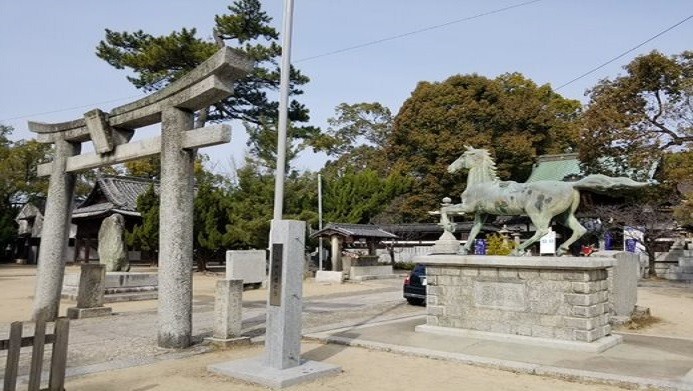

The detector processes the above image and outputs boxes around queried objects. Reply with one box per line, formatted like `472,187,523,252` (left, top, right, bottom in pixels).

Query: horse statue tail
572,174,649,192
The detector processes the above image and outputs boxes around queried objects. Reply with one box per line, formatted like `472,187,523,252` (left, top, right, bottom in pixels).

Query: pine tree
127,185,160,263
96,0,315,145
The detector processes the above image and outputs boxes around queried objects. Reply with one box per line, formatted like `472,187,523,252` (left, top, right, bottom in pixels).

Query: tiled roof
378,222,499,235
311,223,398,239
73,176,158,219
525,153,581,182
526,153,658,183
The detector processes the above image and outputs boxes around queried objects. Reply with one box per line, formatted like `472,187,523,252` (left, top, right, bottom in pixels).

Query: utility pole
318,173,323,271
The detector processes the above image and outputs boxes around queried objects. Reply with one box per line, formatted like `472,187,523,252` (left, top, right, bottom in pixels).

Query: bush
393,261,416,271
487,234,515,256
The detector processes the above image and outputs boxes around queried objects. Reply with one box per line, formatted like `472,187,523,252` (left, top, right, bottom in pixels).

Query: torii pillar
32,138,80,321
29,48,252,349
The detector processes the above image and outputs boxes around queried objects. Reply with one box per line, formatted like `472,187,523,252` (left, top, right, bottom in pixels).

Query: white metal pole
318,173,323,271
272,0,295,221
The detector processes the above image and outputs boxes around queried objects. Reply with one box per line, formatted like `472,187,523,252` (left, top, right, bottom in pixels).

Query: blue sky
1,1,691,174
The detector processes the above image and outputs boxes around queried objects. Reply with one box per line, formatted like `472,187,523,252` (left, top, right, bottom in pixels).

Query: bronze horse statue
440,146,648,256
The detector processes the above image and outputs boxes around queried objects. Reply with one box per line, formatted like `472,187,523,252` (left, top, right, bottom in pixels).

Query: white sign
539,229,556,254
624,226,646,253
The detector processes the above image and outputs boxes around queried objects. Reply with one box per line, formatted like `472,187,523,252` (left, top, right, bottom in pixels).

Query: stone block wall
654,248,693,281
425,265,611,343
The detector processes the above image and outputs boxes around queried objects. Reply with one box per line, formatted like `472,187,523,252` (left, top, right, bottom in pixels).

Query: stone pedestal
63,271,158,302
431,231,461,254
205,279,249,347
315,270,344,284
67,264,112,319
349,265,396,281
414,254,622,352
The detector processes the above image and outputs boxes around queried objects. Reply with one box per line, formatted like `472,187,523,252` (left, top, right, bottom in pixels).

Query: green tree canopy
322,168,412,224
127,184,159,253
96,0,315,140
244,117,320,173
581,50,692,178
312,102,393,175
665,150,693,226
385,72,581,220
0,125,51,204
224,160,318,250
0,125,52,258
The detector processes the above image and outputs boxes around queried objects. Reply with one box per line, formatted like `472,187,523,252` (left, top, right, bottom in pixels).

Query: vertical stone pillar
607,252,639,319
265,220,305,369
32,138,80,322
77,264,107,308
330,235,341,271
214,280,243,339
158,107,195,348
67,264,112,319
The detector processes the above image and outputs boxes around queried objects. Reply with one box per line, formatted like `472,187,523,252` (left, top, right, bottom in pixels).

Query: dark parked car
403,264,426,305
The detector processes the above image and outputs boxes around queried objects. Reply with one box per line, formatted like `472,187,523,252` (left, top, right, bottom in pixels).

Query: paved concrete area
306,315,693,390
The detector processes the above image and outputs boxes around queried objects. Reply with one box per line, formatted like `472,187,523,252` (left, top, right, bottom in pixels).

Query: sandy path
0,265,398,323
65,342,625,391
615,282,693,339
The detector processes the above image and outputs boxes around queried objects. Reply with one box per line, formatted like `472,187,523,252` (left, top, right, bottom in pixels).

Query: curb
305,327,693,391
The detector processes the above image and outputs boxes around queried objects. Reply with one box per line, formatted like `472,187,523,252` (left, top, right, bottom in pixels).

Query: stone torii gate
29,47,252,348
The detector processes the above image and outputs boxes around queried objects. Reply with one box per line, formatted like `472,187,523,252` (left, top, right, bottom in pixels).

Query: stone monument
414,146,651,352
208,220,341,388
98,213,129,272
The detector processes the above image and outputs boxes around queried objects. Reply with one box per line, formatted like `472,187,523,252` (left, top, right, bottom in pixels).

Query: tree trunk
195,251,208,272
647,250,657,278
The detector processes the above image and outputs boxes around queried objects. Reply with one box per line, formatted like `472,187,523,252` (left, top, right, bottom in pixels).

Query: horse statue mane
448,147,500,183
441,145,649,256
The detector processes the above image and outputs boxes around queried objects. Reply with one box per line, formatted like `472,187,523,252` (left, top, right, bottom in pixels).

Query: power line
295,0,542,63
1,94,144,123
555,14,693,91
0,1,541,123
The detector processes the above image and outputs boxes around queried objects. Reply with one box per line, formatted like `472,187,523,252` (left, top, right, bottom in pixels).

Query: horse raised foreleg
462,213,487,255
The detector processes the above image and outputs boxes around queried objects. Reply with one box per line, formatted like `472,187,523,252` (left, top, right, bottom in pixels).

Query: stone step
659,273,693,281
679,258,693,267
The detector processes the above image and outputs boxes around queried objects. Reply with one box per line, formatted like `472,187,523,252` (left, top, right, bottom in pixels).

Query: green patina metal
440,146,648,256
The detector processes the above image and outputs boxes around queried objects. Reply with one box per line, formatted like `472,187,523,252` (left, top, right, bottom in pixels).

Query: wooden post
3,321,23,391
48,318,70,391
27,320,47,391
